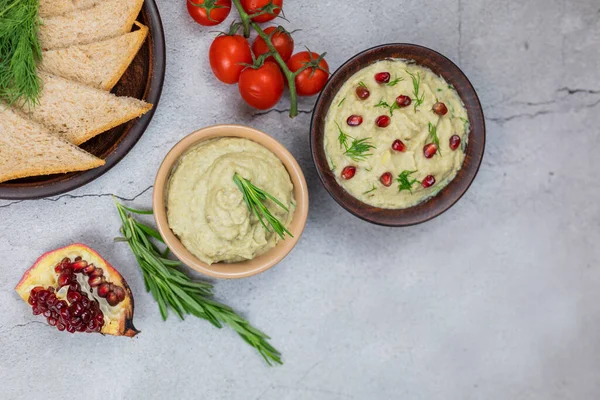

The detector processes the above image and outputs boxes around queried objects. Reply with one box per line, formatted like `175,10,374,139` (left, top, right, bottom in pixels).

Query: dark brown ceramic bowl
310,43,485,226
0,0,165,200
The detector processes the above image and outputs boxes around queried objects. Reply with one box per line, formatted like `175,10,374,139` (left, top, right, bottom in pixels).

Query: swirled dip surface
325,59,469,209
167,137,294,265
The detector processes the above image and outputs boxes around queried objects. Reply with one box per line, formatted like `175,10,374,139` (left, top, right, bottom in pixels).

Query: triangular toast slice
39,0,99,18
39,0,144,50
0,107,105,183
40,23,149,91
20,73,153,146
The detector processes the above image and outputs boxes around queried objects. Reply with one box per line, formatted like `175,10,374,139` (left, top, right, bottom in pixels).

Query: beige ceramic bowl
153,125,309,279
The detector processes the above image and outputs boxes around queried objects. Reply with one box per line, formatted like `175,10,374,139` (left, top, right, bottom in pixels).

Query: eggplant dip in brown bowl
310,43,485,226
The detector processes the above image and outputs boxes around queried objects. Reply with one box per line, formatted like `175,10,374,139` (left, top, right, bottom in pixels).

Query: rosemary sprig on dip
397,170,419,193
406,70,425,111
114,201,282,365
427,122,441,156
374,99,400,116
0,0,42,106
233,173,293,240
336,122,376,162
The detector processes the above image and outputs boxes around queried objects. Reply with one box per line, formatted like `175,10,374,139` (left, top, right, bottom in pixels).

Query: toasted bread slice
40,23,149,91
0,107,105,183
20,73,153,146
39,0,99,18
39,0,144,50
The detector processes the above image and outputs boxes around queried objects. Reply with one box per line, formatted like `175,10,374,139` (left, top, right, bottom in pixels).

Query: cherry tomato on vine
252,26,294,62
209,33,252,84
240,0,283,23
286,51,330,96
187,0,231,26
238,61,285,109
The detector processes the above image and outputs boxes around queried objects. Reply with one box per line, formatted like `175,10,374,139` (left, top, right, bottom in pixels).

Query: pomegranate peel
15,243,138,337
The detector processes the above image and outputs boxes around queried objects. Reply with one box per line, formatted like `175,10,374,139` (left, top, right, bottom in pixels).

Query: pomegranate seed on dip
323,59,470,209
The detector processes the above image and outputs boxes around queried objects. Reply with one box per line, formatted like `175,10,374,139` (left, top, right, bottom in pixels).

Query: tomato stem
231,0,299,118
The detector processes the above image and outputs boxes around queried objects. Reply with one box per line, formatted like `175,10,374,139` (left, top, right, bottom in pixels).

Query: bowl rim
152,124,309,279
310,43,486,226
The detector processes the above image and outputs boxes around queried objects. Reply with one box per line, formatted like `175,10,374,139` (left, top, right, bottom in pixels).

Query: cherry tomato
209,34,252,84
252,26,294,62
240,0,283,23
187,0,231,26
286,51,330,97
238,61,285,109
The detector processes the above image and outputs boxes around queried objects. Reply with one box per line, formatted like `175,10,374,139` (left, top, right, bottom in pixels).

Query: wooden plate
0,0,166,200
310,44,486,226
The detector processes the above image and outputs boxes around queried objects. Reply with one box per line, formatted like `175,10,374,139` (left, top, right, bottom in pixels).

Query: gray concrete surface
1,0,599,399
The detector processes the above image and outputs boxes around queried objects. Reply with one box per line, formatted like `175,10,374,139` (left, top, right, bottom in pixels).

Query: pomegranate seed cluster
28,257,126,333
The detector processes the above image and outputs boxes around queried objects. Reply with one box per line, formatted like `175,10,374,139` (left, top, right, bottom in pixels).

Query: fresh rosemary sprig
374,99,400,116
397,170,419,193
233,173,293,240
428,122,441,156
0,0,42,106
344,137,376,162
114,201,282,365
406,70,424,111
387,76,404,87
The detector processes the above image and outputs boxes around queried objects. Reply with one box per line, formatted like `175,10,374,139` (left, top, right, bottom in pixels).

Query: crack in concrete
558,87,600,95
253,108,312,117
0,185,153,209
488,109,555,124
0,320,47,335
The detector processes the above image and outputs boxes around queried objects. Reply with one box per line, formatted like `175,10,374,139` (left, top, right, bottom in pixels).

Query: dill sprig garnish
387,76,404,87
358,81,367,89
344,137,376,161
336,122,376,161
397,170,419,193
114,201,282,365
428,122,441,156
406,70,424,111
374,99,400,116
233,173,293,240
0,0,42,106
363,184,377,195
337,97,346,107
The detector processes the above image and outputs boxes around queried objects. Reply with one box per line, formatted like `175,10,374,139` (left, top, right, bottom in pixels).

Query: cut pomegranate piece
423,143,438,158
346,115,363,126
449,134,461,151
432,102,448,116
422,175,436,188
376,115,391,128
380,172,393,187
355,85,370,100
396,95,412,108
392,139,406,152
341,166,356,180
15,244,138,337
374,72,391,84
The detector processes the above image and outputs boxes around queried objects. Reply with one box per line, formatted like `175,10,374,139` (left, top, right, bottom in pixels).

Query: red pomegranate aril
392,139,406,152
28,296,37,305
106,292,119,306
422,175,436,188
396,95,412,108
38,290,49,302
66,325,76,333
95,314,104,324
113,286,125,302
89,268,104,278
55,300,67,310
46,293,57,306
56,323,65,331
69,282,80,292
82,264,96,275
376,115,391,128
43,310,52,318
97,283,110,298
30,286,44,297
341,166,357,180
81,311,91,323
88,276,102,287
356,86,370,100
432,102,448,116
47,317,57,326
32,307,41,315
423,143,438,159
375,72,391,83
67,291,82,304
57,273,70,287
346,115,363,126
60,308,69,319
449,134,461,150
71,260,88,272
380,172,393,187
